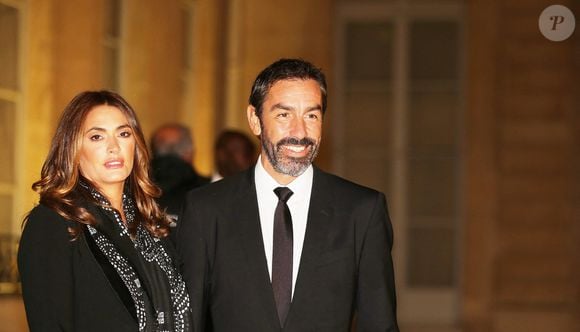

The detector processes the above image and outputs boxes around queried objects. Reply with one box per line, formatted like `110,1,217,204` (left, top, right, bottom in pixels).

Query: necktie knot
274,187,293,203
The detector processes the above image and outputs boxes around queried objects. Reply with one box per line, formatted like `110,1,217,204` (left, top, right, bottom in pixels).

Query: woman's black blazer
18,203,138,332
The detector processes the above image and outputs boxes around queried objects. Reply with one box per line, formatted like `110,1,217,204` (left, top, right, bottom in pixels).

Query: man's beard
261,132,320,177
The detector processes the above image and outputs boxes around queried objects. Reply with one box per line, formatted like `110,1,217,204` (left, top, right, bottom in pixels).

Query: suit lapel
286,168,334,324
233,169,280,328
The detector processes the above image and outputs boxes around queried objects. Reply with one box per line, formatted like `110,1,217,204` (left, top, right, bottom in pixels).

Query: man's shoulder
314,167,382,198
185,168,253,202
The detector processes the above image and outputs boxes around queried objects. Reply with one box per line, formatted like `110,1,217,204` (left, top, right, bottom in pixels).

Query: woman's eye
120,131,132,137
89,134,102,141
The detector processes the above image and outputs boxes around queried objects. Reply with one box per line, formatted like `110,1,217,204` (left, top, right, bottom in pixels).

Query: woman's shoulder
18,203,80,278
27,203,71,224
22,203,76,242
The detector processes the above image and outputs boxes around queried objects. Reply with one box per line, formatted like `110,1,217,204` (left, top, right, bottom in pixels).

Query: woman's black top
18,184,192,332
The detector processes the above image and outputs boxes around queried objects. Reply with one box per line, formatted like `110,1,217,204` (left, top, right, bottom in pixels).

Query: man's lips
283,145,307,153
275,137,316,156
279,144,311,156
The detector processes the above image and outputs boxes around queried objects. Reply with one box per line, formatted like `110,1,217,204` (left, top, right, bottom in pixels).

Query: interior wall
22,0,106,219
186,0,227,174
21,0,56,218
464,1,580,331
122,0,185,141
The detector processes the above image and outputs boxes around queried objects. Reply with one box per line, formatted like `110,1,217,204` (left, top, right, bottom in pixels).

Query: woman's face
78,105,135,194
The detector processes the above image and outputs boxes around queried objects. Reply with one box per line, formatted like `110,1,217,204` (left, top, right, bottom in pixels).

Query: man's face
247,79,323,182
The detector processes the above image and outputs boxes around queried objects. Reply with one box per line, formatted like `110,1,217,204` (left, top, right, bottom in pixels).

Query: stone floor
0,296,27,332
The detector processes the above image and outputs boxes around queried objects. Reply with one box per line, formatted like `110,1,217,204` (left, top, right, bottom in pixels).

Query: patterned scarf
81,182,192,331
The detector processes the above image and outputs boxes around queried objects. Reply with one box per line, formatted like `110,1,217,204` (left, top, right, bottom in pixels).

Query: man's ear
247,105,262,136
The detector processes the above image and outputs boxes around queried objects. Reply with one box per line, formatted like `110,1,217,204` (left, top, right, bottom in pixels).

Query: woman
18,91,192,331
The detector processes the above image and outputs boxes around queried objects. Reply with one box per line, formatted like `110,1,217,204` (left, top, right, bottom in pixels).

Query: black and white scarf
81,182,192,332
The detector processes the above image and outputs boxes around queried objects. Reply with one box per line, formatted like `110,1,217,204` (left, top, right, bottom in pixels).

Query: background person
150,123,210,219
212,129,257,182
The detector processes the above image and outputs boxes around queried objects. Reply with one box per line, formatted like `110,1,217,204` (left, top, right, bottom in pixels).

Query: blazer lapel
233,169,281,328
286,168,334,324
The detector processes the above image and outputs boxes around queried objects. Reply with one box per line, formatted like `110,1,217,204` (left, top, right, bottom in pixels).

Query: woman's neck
100,184,125,216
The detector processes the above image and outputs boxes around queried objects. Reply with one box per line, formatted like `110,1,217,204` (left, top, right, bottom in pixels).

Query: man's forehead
268,78,318,89
265,79,322,100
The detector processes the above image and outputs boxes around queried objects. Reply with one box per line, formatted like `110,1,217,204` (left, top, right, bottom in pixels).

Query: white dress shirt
254,156,313,298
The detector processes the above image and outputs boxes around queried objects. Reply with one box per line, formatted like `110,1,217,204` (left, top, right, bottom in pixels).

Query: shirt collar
254,155,313,201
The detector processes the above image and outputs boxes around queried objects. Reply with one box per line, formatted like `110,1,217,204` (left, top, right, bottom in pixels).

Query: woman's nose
107,138,120,153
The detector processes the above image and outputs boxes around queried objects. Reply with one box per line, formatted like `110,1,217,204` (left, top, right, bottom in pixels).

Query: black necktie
272,187,293,327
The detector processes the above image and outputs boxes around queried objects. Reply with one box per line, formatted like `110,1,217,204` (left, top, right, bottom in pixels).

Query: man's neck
259,155,297,186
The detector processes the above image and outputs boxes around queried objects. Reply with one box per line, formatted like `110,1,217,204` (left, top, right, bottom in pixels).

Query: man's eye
307,113,319,120
277,112,289,118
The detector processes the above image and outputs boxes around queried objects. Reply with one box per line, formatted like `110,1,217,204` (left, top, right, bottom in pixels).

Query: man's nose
289,118,306,138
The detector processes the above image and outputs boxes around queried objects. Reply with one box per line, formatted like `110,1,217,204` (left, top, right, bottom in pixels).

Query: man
150,123,209,220
178,59,399,331
211,129,257,182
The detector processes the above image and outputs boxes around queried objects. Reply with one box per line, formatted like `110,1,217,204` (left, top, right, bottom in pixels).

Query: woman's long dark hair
29,90,170,238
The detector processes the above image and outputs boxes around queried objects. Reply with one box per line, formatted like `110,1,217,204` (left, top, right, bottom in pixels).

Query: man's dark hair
248,58,327,118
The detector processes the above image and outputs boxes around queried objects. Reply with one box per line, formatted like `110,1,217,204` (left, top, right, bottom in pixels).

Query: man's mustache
276,137,316,149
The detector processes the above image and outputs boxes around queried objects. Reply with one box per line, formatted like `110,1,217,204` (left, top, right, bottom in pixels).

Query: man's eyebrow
305,105,322,112
270,103,293,111
269,103,322,112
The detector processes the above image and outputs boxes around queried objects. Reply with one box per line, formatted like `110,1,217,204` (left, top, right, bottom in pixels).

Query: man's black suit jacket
177,166,399,331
